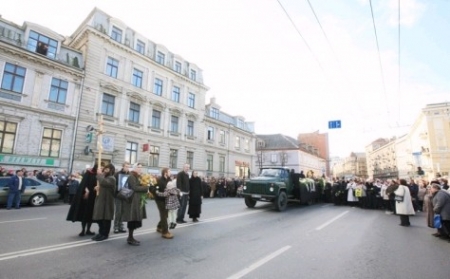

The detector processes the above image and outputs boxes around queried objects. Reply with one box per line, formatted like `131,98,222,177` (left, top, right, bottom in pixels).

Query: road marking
227,246,291,279
315,211,349,231
0,210,262,261
0,218,47,224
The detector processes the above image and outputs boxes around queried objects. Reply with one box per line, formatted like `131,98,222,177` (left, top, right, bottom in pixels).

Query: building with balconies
366,138,398,180
0,16,84,170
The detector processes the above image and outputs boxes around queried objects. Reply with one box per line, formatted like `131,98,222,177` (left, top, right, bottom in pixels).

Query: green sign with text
0,154,61,167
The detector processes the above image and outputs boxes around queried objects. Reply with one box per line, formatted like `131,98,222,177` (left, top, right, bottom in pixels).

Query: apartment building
65,8,257,176
204,97,256,178
0,16,84,170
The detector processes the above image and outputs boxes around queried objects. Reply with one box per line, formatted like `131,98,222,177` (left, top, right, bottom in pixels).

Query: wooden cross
96,115,104,196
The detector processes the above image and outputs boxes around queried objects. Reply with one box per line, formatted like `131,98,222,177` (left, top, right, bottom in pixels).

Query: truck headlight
269,187,274,192
243,186,247,190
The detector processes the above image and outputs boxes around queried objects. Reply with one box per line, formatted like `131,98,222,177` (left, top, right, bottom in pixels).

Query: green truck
242,167,317,211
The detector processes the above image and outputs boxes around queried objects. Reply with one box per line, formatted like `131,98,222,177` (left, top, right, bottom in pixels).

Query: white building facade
0,17,84,170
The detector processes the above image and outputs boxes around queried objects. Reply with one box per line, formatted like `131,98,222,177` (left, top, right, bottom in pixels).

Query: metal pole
68,76,85,174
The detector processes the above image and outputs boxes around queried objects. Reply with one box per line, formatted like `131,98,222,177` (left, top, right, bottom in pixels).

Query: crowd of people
330,175,450,240
65,162,207,246
4,163,450,245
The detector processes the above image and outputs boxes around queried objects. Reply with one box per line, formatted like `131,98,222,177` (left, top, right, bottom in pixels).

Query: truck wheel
245,197,257,208
275,191,287,211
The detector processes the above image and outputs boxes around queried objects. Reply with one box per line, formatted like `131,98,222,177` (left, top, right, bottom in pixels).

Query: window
170,116,179,133
172,86,180,103
27,31,58,58
125,141,138,164
219,156,225,173
153,78,163,96
1,63,26,93
219,130,225,144
187,120,194,136
136,40,145,54
237,119,244,129
156,51,165,65
190,69,196,81
111,26,122,43
101,93,115,116
170,149,178,168
207,127,214,140
245,139,250,151
211,108,219,119
174,61,182,73
207,154,213,171
188,93,195,108
49,78,68,104
0,121,17,153
132,68,143,88
149,146,159,167
151,109,161,129
128,102,140,123
187,151,194,169
235,136,240,149
40,128,62,157
106,57,118,78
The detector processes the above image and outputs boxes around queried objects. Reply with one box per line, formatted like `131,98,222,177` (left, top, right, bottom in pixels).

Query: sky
2,0,450,157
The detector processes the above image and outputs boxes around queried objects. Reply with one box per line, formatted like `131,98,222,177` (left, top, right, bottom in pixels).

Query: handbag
117,183,133,202
434,214,442,229
394,195,404,202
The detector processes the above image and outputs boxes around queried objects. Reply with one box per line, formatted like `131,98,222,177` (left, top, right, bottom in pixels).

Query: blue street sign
328,120,341,129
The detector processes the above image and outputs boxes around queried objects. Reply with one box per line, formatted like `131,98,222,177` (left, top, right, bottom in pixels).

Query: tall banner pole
96,115,104,196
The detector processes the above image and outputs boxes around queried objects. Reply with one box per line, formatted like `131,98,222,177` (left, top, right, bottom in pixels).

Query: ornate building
0,16,84,170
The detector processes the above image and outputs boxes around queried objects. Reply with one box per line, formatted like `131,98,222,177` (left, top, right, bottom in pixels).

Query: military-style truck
242,167,317,211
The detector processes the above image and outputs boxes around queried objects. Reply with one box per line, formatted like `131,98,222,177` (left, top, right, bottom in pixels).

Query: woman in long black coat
66,164,99,236
188,171,203,222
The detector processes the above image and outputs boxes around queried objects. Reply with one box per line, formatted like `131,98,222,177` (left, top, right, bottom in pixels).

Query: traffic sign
328,120,341,129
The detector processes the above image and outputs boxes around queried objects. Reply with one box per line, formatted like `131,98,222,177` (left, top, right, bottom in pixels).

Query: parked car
0,177,59,206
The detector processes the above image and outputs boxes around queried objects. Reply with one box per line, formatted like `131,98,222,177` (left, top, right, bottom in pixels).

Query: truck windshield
259,169,281,177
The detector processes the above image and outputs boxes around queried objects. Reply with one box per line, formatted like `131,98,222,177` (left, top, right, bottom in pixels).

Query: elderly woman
394,179,415,227
430,184,450,240
92,164,116,242
122,163,149,246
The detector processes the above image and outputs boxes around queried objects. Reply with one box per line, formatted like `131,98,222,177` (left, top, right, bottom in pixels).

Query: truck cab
242,167,316,211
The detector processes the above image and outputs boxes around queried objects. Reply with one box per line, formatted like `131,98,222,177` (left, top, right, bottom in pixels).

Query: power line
276,0,325,73
368,0,391,124
398,0,401,125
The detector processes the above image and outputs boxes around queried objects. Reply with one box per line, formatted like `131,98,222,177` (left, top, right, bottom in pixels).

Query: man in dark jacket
113,162,130,233
6,169,25,209
176,164,190,224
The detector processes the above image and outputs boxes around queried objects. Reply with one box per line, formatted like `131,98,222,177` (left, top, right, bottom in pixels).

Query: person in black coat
188,171,203,222
66,164,99,236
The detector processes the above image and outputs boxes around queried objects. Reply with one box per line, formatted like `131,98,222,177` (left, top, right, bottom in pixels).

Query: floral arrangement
139,174,157,207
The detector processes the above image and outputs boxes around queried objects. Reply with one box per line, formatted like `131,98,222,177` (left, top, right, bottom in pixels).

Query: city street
0,198,448,279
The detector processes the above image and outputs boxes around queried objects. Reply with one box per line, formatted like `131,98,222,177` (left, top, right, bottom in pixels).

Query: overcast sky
2,0,449,157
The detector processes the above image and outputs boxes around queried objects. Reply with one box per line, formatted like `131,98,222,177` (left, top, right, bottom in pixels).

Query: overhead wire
305,0,370,132
397,0,401,126
276,0,326,74
368,0,392,127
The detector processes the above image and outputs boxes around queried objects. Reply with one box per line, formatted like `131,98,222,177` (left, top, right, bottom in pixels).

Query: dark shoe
86,231,95,236
118,229,127,233
177,220,187,224
193,218,199,222
91,234,102,241
95,235,108,241
127,238,140,246
173,223,177,229
79,232,85,237
432,232,441,237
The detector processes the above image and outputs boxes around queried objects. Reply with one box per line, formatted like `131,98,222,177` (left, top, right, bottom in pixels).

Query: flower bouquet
139,174,156,208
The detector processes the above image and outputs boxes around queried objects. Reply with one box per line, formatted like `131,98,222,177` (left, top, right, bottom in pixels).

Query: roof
256,134,299,149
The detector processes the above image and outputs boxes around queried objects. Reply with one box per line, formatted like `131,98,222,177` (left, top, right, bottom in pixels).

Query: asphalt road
0,198,448,279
